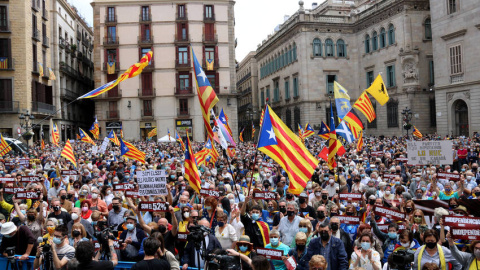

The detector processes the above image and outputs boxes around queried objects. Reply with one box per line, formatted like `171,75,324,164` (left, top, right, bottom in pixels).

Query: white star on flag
197,68,207,83
267,128,277,142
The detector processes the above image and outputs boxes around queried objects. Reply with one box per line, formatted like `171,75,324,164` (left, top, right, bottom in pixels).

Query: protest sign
0,177,15,183
407,141,453,165
138,201,169,212
200,189,220,198
4,161,15,168
378,223,406,233
93,240,121,251
99,137,109,154
443,216,480,228
3,187,25,194
396,157,408,162
437,172,461,182
451,228,480,240
284,257,297,270
125,190,139,198
136,170,168,196
371,151,384,157
114,183,136,191
335,215,360,225
16,191,41,200
253,191,276,200
374,206,405,221
383,174,400,180
61,170,78,176
20,176,40,183
339,193,362,201
256,248,283,260
18,158,29,166
177,232,189,242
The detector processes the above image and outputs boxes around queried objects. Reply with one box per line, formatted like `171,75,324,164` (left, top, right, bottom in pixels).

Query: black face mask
54,182,59,187
406,207,413,213
369,200,375,205
158,225,167,234
475,192,480,197
279,207,287,214
296,244,306,252
330,212,338,217
286,194,293,200
322,195,328,200
287,210,295,217
67,194,73,200
346,212,354,216
317,211,325,219
53,206,60,212
450,205,458,209
330,223,339,231
426,242,436,249
27,215,36,221
396,170,401,173
299,198,306,204
375,215,381,220
354,179,360,183
320,231,330,241
60,195,66,201
72,231,81,237
113,205,120,211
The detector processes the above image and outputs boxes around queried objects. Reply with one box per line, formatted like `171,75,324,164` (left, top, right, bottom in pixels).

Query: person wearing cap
119,215,146,262
226,235,257,270
0,221,37,259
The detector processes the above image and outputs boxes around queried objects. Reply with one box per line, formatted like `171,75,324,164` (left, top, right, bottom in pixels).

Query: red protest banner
138,201,169,212
200,189,220,198
256,248,283,260
253,191,276,200
61,170,78,176
114,183,136,191
371,151,384,157
3,187,25,194
378,223,406,233
125,190,139,198
374,206,405,221
336,215,360,225
285,256,297,270
450,228,480,240
20,176,41,183
0,177,15,183
437,172,461,182
383,174,400,180
443,215,480,229
396,157,408,162
339,193,362,201
16,191,41,200
177,232,189,242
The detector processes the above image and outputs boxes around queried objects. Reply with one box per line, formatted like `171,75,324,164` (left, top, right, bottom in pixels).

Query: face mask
462,169,466,172
369,200,375,206
354,179,360,183
27,215,36,221
324,177,329,181
330,212,338,217
239,245,248,252
268,206,274,212
426,242,436,249
52,237,63,245
60,195,67,200
406,207,413,213
47,226,56,235
205,206,212,210
315,192,321,197
322,195,328,200
320,231,330,241
467,176,473,180
92,221,97,226
388,232,397,239
113,205,120,211
82,207,88,212
183,212,190,218
330,223,339,231
474,249,480,259
445,188,451,192
401,242,410,248
299,227,308,233
416,193,423,199
287,210,295,217
72,230,81,237
421,187,426,192
270,237,279,246
475,192,480,197
229,199,235,205
346,212,354,216
317,211,325,219
279,207,286,214
361,242,371,250
360,174,365,178
395,181,401,185
126,223,135,231
385,190,391,195
53,206,60,212
296,244,306,251
414,217,422,223
217,221,225,227
299,198,306,204
251,213,260,220
71,213,79,221
3,234,13,238
91,194,98,199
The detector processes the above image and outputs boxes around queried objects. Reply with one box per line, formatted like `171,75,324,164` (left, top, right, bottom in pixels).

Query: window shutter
175,46,179,62
115,48,119,63
176,72,179,91
188,73,192,90
187,45,190,64
214,46,218,61
104,49,107,65
215,72,219,92
186,22,189,37
202,45,205,65
140,24,145,39
177,23,181,40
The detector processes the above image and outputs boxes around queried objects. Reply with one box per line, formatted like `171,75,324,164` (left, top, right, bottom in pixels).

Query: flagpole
222,148,242,201
247,103,268,197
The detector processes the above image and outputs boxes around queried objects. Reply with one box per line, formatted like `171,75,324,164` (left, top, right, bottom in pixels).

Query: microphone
37,236,48,244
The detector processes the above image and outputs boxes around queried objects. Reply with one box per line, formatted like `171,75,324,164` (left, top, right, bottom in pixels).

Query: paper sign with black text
138,201,169,212
382,174,400,180
339,193,362,201
200,189,220,198
253,191,276,200
371,151,384,157
136,170,168,196
18,158,30,166
374,206,405,221
336,215,360,225
256,248,283,260
407,141,453,166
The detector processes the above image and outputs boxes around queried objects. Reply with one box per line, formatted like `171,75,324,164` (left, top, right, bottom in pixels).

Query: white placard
91,145,98,155
136,170,168,196
407,140,453,165
99,137,109,154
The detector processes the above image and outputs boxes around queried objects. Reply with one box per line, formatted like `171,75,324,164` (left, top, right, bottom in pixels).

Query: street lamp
19,110,35,153
401,107,413,137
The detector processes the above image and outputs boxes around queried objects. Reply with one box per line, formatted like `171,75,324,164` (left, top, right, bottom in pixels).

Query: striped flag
38,62,44,77
353,91,376,123
175,131,185,151
60,140,76,167
89,116,99,139
239,127,244,142
252,123,256,139
192,48,219,139
78,51,153,99
120,129,124,138
120,138,146,164
48,68,56,81
357,130,364,152
205,138,219,164
195,148,210,167
343,110,364,139
107,130,120,146
168,128,171,141
257,105,318,195
318,121,330,140
79,128,96,145
259,107,265,128
51,123,60,147
147,128,157,138
413,126,423,139
0,57,8,69
303,123,315,138
0,134,12,156
184,131,202,194
219,109,234,138
328,103,345,170
41,131,45,150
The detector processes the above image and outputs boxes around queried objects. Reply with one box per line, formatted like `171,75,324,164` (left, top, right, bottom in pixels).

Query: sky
70,0,320,62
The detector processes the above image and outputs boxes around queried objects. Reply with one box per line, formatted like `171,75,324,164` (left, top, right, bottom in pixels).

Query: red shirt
458,149,468,159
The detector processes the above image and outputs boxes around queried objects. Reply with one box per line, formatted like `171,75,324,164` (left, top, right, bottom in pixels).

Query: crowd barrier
0,256,136,270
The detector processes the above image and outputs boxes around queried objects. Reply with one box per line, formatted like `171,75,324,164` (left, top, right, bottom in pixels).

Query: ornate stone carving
447,93,454,102
402,60,418,83
463,91,470,100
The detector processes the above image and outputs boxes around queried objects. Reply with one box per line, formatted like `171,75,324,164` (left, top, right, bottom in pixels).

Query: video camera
5,247,15,259
207,254,241,270
94,221,119,248
37,237,51,253
390,249,415,270
187,225,210,248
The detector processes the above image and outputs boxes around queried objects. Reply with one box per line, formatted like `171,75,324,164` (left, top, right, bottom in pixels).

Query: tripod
194,237,207,270
42,250,55,270
5,256,18,270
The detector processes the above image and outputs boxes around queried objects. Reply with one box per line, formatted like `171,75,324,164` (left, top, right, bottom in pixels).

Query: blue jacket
305,236,348,270
288,248,309,270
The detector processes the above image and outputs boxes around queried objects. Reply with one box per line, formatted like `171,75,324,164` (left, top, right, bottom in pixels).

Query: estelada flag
318,121,330,140
107,130,120,146
184,131,202,194
79,128,96,145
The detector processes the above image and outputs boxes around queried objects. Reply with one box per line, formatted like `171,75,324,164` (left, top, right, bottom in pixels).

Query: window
108,102,118,117
337,39,346,57
141,72,152,95
293,77,299,97
372,31,378,51
204,5,214,19
326,75,336,95
141,24,151,41
286,109,292,130
430,98,437,127
387,100,398,127
180,23,187,40
380,28,386,48
107,26,116,41
388,24,395,45
106,49,117,62
366,71,374,87
178,72,190,90
325,39,334,57
0,38,10,69
0,6,7,31
260,91,265,106
206,72,217,92
266,86,270,101
178,47,188,64
429,60,435,85
367,102,377,128
32,14,37,34
449,45,462,75
107,7,115,22
365,35,370,53
0,79,12,103
33,44,37,71
141,6,150,21
288,46,292,63
294,107,301,130
447,0,457,14
284,79,290,99
273,80,279,102
293,43,297,60
143,100,152,116
204,23,214,41
179,99,188,114
424,18,432,40
386,65,395,87
178,5,185,19
313,38,321,57
205,47,215,61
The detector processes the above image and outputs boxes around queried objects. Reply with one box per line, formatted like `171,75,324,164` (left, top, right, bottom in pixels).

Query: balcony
65,41,71,53
0,21,11,33
177,108,190,117
59,37,66,49
138,35,154,45
0,57,14,70
139,13,151,22
175,87,194,96
42,36,49,48
77,50,83,59
96,89,122,100
32,29,40,41
77,30,81,40
106,110,119,119
104,15,117,25
202,58,219,70
238,103,252,113
89,43,93,51
60,62,78,78
42,9,48,20
203,34,218,44
0,101,19,113
174,33,189,44
103,61,120,73
60,88,77,101
204,14,215,22
175,59,191,69
141,109,154,118
176,12,187,21
103,36,119,46
32,102,56,114
138,88,155,98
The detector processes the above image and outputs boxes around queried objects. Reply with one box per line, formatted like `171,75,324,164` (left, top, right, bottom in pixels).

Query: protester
130,237,170,270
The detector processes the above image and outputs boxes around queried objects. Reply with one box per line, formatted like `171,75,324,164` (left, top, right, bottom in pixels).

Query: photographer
0,222,37,259
130,237,170,270
76,239,117,270
181,219,221,270
34,225,75,270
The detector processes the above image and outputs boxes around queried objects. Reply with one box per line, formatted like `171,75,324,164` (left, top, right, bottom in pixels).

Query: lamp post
19,110,35,153
401,107,413,137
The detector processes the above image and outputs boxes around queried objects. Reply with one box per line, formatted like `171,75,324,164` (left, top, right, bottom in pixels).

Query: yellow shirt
469,258,480,270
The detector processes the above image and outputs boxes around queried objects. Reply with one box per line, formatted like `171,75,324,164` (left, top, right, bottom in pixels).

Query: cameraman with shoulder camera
75,239,117,270
33,225,75,270
182,219,221,270
0,222,37,260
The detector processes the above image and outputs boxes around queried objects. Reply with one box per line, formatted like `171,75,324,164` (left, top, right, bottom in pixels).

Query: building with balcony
0,0,54,141
253,0,436,137
236,51,258,141
51,0,95,141
92,0,237,141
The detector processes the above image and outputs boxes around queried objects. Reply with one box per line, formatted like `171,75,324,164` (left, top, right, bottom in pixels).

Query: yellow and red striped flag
413,126,423,139
41,138,45,150
192,48,219,140
259,107,265,128
357,130,364,152
303,123,315,138
120,138,146,164
239,127,244,142
353,91,376,123
328,103,345,170
0,134,12,156
147,128,157,138
252,123,256,139
184,131,202,194
61,140,76,168
51,123,60,147
79,128,95,145
89,116,99,139
175,131,185,151
107,130,120,146
257,105,318,195
195,148,209,167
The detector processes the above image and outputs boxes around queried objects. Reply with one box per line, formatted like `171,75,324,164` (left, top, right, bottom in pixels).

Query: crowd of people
0,134,479,270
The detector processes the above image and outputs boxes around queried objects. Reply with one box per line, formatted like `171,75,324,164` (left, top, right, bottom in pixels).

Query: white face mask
385,190,391,196
183,212,190,218
229,199,235,205
401,242,410,248
467,176,473,180
91,194,98,199
71,213,79,221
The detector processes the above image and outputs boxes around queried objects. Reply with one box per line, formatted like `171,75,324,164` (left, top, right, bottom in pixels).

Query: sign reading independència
407,140,453,165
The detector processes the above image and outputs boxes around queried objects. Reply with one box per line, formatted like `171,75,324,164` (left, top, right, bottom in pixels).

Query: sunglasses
414,215,422,218
299,225,308,228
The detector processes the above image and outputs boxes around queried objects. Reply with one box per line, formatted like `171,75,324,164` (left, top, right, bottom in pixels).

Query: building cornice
434,80,480,91
441,29,467,41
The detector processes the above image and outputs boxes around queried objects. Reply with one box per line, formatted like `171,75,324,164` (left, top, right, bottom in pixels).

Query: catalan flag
89,116,99,139
205,138,219,164
298,123,304,137
107,130,120,146
303,123,315,138
79,128,96,145
48,68,56,81
51,123,60,147
252,123,256,139
239,127,244,142
0,134,12,156
107,62,116,75
0,57,8,69
147,128,157,139
41,131,45,151
353,91,376,123
357,130,364,152
328,103,345,170
195,148,209,167
413,126,423,139
219,109,234,138
192,48,219,140
120,138,146,164
168,128,171,141
257,105,318,195
318,121,330,140
60,140,76,168
343,110,364,139
334,81,352,120
259,107,265,129
78,51,153,99
120,129,124,138
184,131,202,194
206,59,214,71
38,62,44,77
366,74,389,105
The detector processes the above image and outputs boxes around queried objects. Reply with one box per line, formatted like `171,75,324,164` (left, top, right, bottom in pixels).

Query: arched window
388,24,395,45
337,39,346,57
372,31,378,51
313,38,322,56
325,39,334,57
365,35,370,53
424,18,432,40
293,43,297,60
380,28,386,48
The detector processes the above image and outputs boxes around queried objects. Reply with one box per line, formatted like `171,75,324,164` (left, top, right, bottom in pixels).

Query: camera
94,221,118,248
187,225,210,248
390,249,415,270
5,247,15,258
207,253,241,270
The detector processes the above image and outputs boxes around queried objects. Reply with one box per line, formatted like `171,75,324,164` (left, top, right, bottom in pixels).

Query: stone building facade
91,0,237,141
254,0,436,137
430,0,480,136
236,51,258,140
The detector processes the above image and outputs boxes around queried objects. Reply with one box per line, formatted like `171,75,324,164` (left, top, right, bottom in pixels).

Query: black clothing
78,260,114,270
48,211,72,226
130,258,170,270
0,225,37,256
